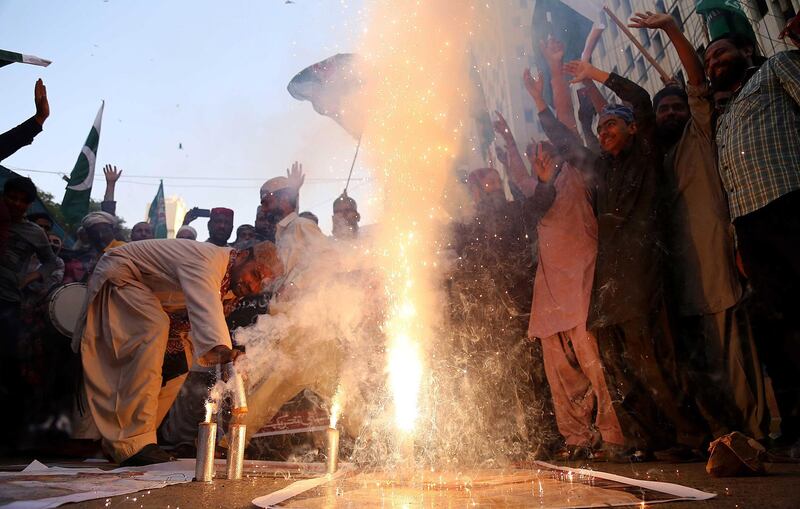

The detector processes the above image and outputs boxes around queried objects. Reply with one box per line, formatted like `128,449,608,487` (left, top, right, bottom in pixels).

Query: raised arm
524,68,596,174
493,111,536,197
0,79,48,161
541,37,577,133
629,11,704,86
564,60,655,136
101,164,121,216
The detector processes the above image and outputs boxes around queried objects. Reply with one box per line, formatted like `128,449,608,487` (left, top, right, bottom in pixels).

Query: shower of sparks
357,0,474,448
330,384,344,429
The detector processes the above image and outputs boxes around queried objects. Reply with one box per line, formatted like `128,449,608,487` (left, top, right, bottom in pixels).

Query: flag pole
603,6,671,82
343,135,362,194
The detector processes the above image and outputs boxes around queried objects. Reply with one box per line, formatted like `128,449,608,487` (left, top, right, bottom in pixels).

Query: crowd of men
1,12,798,466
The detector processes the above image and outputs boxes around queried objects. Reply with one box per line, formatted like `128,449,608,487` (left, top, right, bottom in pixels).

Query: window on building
598,36,606,58
624,46,634,72
653,32,664,59
639,28,651,48
524,108,535,123
636,56,647,82
754,0,768,19
655,0,666,12
781,0,797,21
516,45,525,57
676,69,686,86
611,0,621,9
622,0,632,18
671,6,684,31
612,64,619,77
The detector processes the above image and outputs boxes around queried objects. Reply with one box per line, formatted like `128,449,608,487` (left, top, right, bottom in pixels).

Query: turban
176,225,197,240
210,207,234,220
260,177,291,201
599,104,635,124
249,241,284,284
81,211,117,230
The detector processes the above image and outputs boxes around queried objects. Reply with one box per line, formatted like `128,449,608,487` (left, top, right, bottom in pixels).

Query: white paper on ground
251,462,716,508
534,461,717,502
252,467,350,508
0,459,195,509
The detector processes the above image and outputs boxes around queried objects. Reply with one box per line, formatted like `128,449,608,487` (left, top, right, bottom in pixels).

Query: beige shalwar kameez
72,239,234,462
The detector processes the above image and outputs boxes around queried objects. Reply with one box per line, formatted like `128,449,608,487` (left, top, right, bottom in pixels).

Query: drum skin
47,283,88,338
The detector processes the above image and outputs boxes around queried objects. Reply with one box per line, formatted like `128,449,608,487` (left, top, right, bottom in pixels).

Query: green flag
0,49,51,69
148,180,168,238
696,0,757,43
61,102,104,224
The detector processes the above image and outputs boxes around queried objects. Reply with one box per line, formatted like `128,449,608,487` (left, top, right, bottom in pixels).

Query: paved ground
3,457,800,508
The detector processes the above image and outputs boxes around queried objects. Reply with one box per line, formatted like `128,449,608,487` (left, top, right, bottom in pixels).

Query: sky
0,0,375,236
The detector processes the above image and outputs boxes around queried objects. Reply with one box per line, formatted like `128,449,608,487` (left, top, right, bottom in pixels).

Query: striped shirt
716,50,800,219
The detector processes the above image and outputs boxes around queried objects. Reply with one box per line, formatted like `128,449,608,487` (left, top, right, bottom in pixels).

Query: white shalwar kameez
72,239,234,462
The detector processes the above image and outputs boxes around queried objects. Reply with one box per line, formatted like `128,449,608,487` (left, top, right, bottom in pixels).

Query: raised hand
523,68,545,101
540,37,565,71
563,60,604,84
492,111,512,139
103,164,122,184
286,161,305,191
34,78,49,125
628,11,676,31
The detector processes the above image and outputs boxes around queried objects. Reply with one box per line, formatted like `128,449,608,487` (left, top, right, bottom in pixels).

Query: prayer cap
176,225,197,240
210,207,234,220
81,211,117,230
260,177,291,200
599,104,635,124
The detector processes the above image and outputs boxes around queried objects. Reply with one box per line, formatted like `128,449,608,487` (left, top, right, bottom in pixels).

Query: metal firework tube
225,362,248,415
226,423,247,480
326,427,340,474
194,421,217,482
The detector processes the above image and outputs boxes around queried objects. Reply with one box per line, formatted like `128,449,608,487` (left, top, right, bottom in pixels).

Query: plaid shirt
716,50,800,219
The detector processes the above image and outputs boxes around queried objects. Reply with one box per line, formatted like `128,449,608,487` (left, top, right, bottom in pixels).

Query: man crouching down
72,239,283,466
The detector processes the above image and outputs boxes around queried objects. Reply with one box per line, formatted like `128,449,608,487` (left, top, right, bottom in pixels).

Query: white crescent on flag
66,146,97,191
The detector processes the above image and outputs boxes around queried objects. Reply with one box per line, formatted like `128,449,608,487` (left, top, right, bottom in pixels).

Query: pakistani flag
287,53,365,138
147,180,168,238
0,49,51,69
61,102,104,225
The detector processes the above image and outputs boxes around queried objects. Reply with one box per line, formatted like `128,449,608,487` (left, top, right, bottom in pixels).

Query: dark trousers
735,190,800,442
0,300,22,451
595,311,707,450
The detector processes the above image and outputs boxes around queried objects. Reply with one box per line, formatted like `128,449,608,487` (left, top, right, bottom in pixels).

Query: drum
46,283,88,338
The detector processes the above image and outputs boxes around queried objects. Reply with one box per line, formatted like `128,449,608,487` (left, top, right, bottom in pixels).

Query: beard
710,55,749,92
656,120,686,147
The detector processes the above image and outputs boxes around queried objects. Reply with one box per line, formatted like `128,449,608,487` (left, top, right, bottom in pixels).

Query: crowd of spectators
1,12,798,465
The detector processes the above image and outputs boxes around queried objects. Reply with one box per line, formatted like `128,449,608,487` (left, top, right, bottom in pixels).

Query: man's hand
103,164,122,184
34,79,49,126
628,11,676,31
533,143,558,183
286,161,305,191
492,111,512,140
198,345,244,369
523,68,545,102
183,207,201,225
563,60,609,84
540,37,565,72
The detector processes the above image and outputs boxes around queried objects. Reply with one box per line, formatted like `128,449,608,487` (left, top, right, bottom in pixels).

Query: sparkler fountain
358,0,474,469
